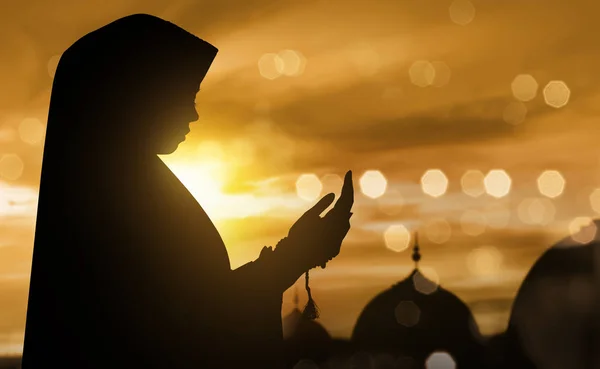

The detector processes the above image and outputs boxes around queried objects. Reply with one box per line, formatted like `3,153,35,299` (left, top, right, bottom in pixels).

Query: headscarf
23,14,220,368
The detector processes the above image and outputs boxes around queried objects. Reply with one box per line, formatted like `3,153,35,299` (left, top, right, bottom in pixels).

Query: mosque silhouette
281,228,599,369
283,233,485,369
1,227,597,369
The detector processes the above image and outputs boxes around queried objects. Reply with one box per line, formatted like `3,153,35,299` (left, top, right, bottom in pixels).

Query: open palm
288,170,354,268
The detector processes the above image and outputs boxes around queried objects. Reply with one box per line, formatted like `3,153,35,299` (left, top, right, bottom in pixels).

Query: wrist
273,236,316,273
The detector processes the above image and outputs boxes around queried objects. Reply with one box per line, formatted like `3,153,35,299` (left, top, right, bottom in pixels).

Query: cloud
2,0,600,343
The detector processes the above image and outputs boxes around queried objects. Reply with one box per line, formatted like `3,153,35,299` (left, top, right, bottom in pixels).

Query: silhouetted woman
22,14,353,369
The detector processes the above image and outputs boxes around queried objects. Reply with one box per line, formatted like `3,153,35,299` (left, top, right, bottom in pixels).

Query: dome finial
412,231,421,268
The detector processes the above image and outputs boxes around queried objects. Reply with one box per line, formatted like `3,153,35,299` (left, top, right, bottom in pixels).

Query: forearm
231,237,314,295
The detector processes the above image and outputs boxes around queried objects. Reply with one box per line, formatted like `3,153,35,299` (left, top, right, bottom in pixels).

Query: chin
156,141,182,155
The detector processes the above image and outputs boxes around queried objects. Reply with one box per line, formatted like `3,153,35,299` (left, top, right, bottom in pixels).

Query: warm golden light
0,154,23,181
484,203,511,229
421,169,448,197
254,100,271,114
569,217,596,244
18,118,45,145
0,126,16,143
503,101,527,125
0,188,8,215
2,0,599,349
359,170,387,199
166,143,275,223
461,170,485,197
467,246,503,277
164,159,238,220
589,188,600,214
320,173,344,195
296,174,323,202
384,224,411,252
460,210,486,236
376,188,405,216
409,60,435,87
381,87,404,100
277,49,306,77
229,139,256,166
258,53,284,80
537,170,565,198
517,198,555,226
246,117,275,137
320,173,344,213
449,0,475,26
484,170,511,198
0,182,38,217
348,43,380,77
196,140,225,161
395,300,420,327
424,218,451,244
511,74,538,102
426,352,456,369
431,61,451,87
543,80,570,108
47,55,61,79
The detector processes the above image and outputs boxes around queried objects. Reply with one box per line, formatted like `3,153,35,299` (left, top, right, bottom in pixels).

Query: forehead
153,70,203,92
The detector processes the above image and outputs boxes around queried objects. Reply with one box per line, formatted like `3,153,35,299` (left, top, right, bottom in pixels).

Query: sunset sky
1,0,600,355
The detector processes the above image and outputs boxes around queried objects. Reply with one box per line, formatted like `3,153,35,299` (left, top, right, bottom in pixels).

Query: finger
304,192,335,218
340,170,354,206
333,170,354,213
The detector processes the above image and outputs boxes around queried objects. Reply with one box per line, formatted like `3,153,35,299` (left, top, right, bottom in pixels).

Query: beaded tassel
301,270,319,320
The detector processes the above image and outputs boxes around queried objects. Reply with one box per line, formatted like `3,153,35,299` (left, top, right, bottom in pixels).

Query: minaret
412,231,421,269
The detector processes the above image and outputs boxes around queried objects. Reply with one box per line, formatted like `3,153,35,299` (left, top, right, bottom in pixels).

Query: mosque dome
351,233,485,368
283,287,332,366
506,220,600,369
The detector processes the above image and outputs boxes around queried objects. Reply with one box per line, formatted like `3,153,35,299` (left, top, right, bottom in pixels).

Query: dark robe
22,14,309,369
24,153,303,369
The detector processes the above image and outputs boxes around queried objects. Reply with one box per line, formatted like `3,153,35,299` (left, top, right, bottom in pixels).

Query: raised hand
320,170,354,266
288,192,334,242
286,170,354,270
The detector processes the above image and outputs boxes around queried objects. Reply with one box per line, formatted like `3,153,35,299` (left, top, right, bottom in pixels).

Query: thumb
305,193,335,218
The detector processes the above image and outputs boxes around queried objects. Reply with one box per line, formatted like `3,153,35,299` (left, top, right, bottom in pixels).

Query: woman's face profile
46,14,218,158
143,78,201,155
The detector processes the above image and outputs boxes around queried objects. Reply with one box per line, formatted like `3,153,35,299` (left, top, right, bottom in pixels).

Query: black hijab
44,13,217,162
23,14,229,369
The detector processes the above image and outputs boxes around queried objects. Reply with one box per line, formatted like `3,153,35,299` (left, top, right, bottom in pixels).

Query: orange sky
1,0,600,355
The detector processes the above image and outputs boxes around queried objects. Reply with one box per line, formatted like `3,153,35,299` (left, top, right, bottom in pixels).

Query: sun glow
0,181,38,217
169,161,226,213
161,152,273,222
